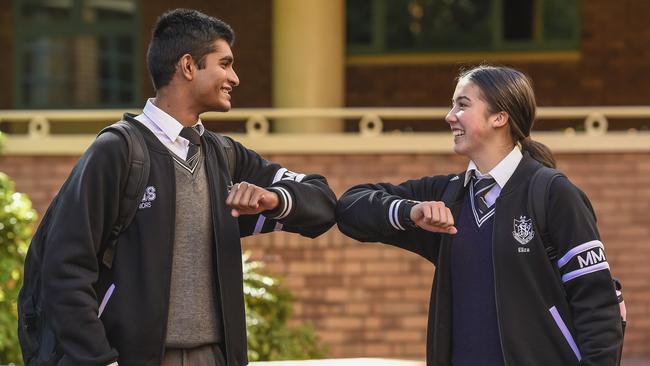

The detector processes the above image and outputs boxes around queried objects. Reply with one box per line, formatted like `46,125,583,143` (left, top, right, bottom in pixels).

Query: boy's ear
177,54,195,80
491,111,509,128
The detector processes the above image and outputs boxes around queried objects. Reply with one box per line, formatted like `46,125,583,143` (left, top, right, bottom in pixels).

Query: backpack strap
528,166,564,261
213,133,236,180
98,120,150,269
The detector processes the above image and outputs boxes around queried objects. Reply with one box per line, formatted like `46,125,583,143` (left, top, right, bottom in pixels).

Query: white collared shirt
133,98,205,160
463,146,523,207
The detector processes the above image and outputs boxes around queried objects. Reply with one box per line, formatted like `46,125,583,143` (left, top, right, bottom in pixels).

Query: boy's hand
226,182,279,217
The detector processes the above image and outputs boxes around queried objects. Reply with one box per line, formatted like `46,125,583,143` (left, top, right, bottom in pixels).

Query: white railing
1,107,649,155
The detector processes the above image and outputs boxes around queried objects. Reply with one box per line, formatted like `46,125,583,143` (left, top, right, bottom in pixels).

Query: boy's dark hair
147,9,235,90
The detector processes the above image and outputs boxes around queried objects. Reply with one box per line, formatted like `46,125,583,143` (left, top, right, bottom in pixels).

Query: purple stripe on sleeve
549,306,582,361
98,283,116,318
561,262,610,283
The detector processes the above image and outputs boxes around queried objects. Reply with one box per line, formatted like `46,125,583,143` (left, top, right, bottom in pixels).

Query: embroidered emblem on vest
512,215,534,245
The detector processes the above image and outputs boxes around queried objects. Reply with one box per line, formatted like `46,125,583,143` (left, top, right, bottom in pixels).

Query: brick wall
0,3,12,109
347,0,650,107
1,152,648,358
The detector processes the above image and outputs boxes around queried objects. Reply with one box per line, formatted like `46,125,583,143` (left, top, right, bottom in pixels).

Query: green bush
243,252,326,361
0,171,37,365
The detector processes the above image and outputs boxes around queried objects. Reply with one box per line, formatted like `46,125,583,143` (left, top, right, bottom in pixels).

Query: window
346,0,580,55
13,0,140,109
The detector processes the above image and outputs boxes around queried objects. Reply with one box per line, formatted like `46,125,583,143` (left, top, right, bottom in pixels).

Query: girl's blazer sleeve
336,175,453,263
547,176,623,366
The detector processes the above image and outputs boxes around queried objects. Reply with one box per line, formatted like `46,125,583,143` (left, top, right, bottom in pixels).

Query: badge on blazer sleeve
513,215,535,245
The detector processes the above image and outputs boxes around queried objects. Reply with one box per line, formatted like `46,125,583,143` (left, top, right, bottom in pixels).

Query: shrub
0,170,37,365
243,252,326,361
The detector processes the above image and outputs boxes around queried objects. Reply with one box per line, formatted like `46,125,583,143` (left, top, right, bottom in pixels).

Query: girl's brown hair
459,65,556,168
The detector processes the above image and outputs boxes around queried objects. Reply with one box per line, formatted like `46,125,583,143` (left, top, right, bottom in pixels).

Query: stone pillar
272,0,345,133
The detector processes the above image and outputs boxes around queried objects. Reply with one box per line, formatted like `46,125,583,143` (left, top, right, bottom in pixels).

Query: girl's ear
491,111,509,128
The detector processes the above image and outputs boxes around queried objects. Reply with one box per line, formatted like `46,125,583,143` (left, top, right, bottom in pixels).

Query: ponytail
520,137,556,168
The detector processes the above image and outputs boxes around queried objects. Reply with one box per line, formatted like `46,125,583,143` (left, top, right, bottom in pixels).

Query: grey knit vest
165,152,223,347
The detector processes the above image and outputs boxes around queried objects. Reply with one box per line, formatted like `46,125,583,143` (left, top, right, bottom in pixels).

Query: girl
336,66,622,366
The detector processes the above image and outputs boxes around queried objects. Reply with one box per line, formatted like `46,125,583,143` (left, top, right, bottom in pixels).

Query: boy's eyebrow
220,55,234,63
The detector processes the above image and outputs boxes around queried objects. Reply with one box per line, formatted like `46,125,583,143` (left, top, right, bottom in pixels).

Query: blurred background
0,0,649,365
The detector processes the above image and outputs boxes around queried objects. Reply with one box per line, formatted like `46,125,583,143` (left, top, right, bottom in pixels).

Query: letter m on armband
556,240,610,284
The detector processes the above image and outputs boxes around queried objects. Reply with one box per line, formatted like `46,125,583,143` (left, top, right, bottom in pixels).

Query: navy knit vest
450,193,504,366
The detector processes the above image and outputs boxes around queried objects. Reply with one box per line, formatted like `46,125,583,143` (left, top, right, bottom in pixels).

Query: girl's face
445,78,501,161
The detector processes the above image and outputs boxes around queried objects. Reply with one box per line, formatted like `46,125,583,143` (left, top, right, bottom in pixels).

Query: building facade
1,0,649,360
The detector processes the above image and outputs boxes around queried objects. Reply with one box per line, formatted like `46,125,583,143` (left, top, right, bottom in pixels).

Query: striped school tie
472,176,497,225
179,126,201,164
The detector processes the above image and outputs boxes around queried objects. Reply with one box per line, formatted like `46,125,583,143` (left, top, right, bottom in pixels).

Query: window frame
346,0,581,56
12,0,142,109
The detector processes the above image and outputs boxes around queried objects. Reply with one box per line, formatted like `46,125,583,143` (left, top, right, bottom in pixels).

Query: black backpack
17,118,235,365
527,166,625,365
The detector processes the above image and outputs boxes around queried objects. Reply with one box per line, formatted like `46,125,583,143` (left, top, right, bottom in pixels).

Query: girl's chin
452,142,467,155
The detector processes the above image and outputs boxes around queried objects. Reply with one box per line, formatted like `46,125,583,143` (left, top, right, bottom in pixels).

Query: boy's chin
212,102,232,112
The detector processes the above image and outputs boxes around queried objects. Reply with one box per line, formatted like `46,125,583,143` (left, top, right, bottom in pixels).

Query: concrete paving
250,357,650,366
250,359,424,366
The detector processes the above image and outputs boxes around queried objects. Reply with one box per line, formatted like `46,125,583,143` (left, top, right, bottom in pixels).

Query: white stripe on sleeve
272,168,287,184
273,187,293,220
557,240,604,268
388,199,406,231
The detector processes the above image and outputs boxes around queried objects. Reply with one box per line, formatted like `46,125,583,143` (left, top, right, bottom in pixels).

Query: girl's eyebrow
452,95,472,103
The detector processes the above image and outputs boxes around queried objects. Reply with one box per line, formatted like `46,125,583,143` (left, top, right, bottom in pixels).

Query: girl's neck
472,143,515,174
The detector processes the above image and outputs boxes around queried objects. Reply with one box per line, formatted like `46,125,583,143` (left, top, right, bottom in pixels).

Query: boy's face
192,38,240,112
445,78,498,160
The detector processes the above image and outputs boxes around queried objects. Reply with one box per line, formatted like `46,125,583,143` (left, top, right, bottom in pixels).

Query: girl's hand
410,201,457,234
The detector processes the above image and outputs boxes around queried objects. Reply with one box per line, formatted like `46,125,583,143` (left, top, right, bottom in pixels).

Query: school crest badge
512,215,535,245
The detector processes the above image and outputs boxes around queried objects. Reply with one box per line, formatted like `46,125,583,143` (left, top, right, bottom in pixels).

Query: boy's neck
153,91,201,128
